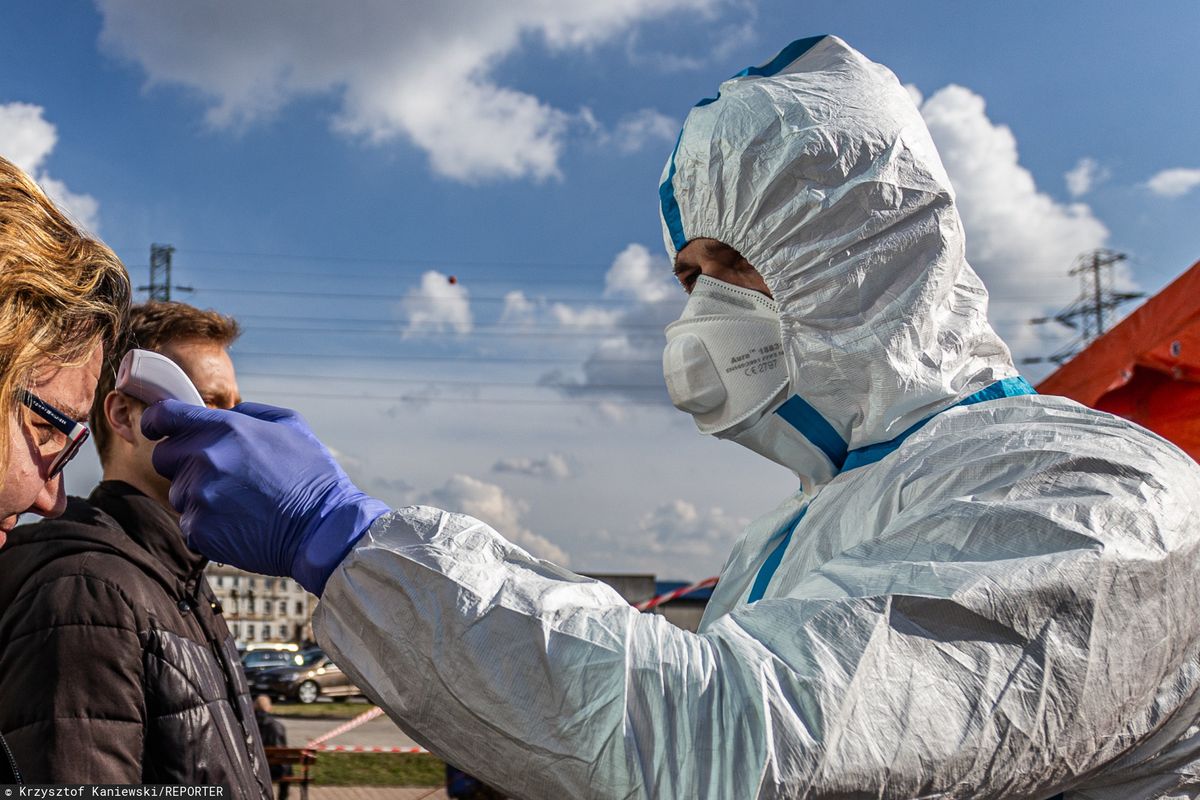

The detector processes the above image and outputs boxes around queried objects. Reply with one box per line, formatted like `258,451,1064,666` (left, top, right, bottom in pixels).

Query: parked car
245,642,301,654
248,648,364,704
242,649,302,676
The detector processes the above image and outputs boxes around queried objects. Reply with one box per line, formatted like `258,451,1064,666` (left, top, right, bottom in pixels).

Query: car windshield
242,651,294,668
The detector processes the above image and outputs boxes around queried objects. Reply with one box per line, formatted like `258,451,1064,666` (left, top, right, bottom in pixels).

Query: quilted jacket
0,481,272,795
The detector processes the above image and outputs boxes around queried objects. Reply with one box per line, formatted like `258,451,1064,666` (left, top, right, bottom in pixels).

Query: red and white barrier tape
305,705,385,747
311,743,430,754
634,576,718,612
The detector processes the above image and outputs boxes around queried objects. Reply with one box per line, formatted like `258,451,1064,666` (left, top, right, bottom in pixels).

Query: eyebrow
65,406,90,424
40,399,91,424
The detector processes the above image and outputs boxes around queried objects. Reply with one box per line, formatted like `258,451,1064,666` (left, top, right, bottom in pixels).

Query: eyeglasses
20,390,90,478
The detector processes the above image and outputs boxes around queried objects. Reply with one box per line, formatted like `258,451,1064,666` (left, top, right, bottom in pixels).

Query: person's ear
104,391,140,445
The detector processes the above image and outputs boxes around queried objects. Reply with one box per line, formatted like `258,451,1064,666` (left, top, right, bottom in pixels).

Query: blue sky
4,1,1198,580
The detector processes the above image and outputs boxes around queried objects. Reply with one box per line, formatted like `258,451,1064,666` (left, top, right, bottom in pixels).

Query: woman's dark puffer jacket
0,481,272,796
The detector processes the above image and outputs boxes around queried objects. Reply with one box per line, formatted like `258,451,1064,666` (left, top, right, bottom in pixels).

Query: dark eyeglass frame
20,390,90,478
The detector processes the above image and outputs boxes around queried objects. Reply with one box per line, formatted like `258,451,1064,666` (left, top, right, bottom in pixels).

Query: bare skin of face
672,238,772,298
0,343,104,545
102,339,241,512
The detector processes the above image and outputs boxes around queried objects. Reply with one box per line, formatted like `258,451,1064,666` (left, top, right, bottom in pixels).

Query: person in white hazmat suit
140,35,1200,800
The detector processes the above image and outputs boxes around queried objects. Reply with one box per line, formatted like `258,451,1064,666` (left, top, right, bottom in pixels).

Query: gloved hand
141,399,390,595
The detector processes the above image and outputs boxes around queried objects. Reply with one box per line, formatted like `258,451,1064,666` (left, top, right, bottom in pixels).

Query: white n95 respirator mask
662,275,836,487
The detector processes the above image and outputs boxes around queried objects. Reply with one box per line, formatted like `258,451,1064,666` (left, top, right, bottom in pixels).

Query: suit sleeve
0,569,147,783
313,507,741,800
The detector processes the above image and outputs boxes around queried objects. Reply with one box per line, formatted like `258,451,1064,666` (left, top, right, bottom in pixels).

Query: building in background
207,565,315,647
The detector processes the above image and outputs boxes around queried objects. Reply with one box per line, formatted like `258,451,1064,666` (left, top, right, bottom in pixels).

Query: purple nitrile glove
141,399,390,595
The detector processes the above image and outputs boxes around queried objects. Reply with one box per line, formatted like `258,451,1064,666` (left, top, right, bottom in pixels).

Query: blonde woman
0,156,129,784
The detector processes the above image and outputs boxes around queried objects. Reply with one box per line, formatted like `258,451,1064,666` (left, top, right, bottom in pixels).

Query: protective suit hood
659,35,1016,480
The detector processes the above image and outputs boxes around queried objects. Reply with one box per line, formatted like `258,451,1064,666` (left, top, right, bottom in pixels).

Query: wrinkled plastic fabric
313,36,1200,799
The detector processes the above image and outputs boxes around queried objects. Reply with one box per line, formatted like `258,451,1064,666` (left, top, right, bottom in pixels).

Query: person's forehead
30,346,104,421
157,339,239,400
159,337,230,359
159,339,235,374
676,238,734,265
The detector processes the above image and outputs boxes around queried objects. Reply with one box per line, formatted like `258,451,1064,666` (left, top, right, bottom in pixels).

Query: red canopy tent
1037,259,1200,462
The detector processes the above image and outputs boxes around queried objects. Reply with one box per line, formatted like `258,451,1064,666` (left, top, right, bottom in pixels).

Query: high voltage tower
1022,249,1144,366
138,243,193,301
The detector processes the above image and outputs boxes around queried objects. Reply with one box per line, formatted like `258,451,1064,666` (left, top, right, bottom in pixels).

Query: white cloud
95,0,720,183
638,500,746,554
498,290,539,327
1146,168,1200,198
1064,157,1109,198
0,102,57,173
538,244,682,403
0,102,101,232
492,453,571,480
586,499,747,577
581,106,678,155
399,270,473,338
423,474,569,564
903,83,923,108
604,243,675,303
500,289,623,331
550,303,622,330
610,109,680,154
918,85,1111,356
38,176,101,233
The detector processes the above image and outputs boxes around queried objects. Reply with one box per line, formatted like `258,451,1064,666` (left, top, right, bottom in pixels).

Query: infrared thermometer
115,349,205,406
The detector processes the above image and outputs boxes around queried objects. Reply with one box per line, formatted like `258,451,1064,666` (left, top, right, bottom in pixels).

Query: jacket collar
86,480,207,585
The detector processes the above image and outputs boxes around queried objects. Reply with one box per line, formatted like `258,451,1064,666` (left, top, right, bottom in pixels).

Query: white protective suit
313,36,1200,799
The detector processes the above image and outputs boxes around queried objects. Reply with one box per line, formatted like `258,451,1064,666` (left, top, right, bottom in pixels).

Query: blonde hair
0,156,130,473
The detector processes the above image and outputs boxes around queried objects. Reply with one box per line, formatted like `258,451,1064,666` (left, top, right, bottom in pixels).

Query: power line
239,325,666,339
238,371,666,392
231,312,1044,329
239,312,666,330
1022,249,1145,366
232,350,663,365
125,257,1079,307
180,284,1089,306
192,286,674,305
138,244,616,272
246,388,671,408
133,262,634,287
118,243,1099,278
